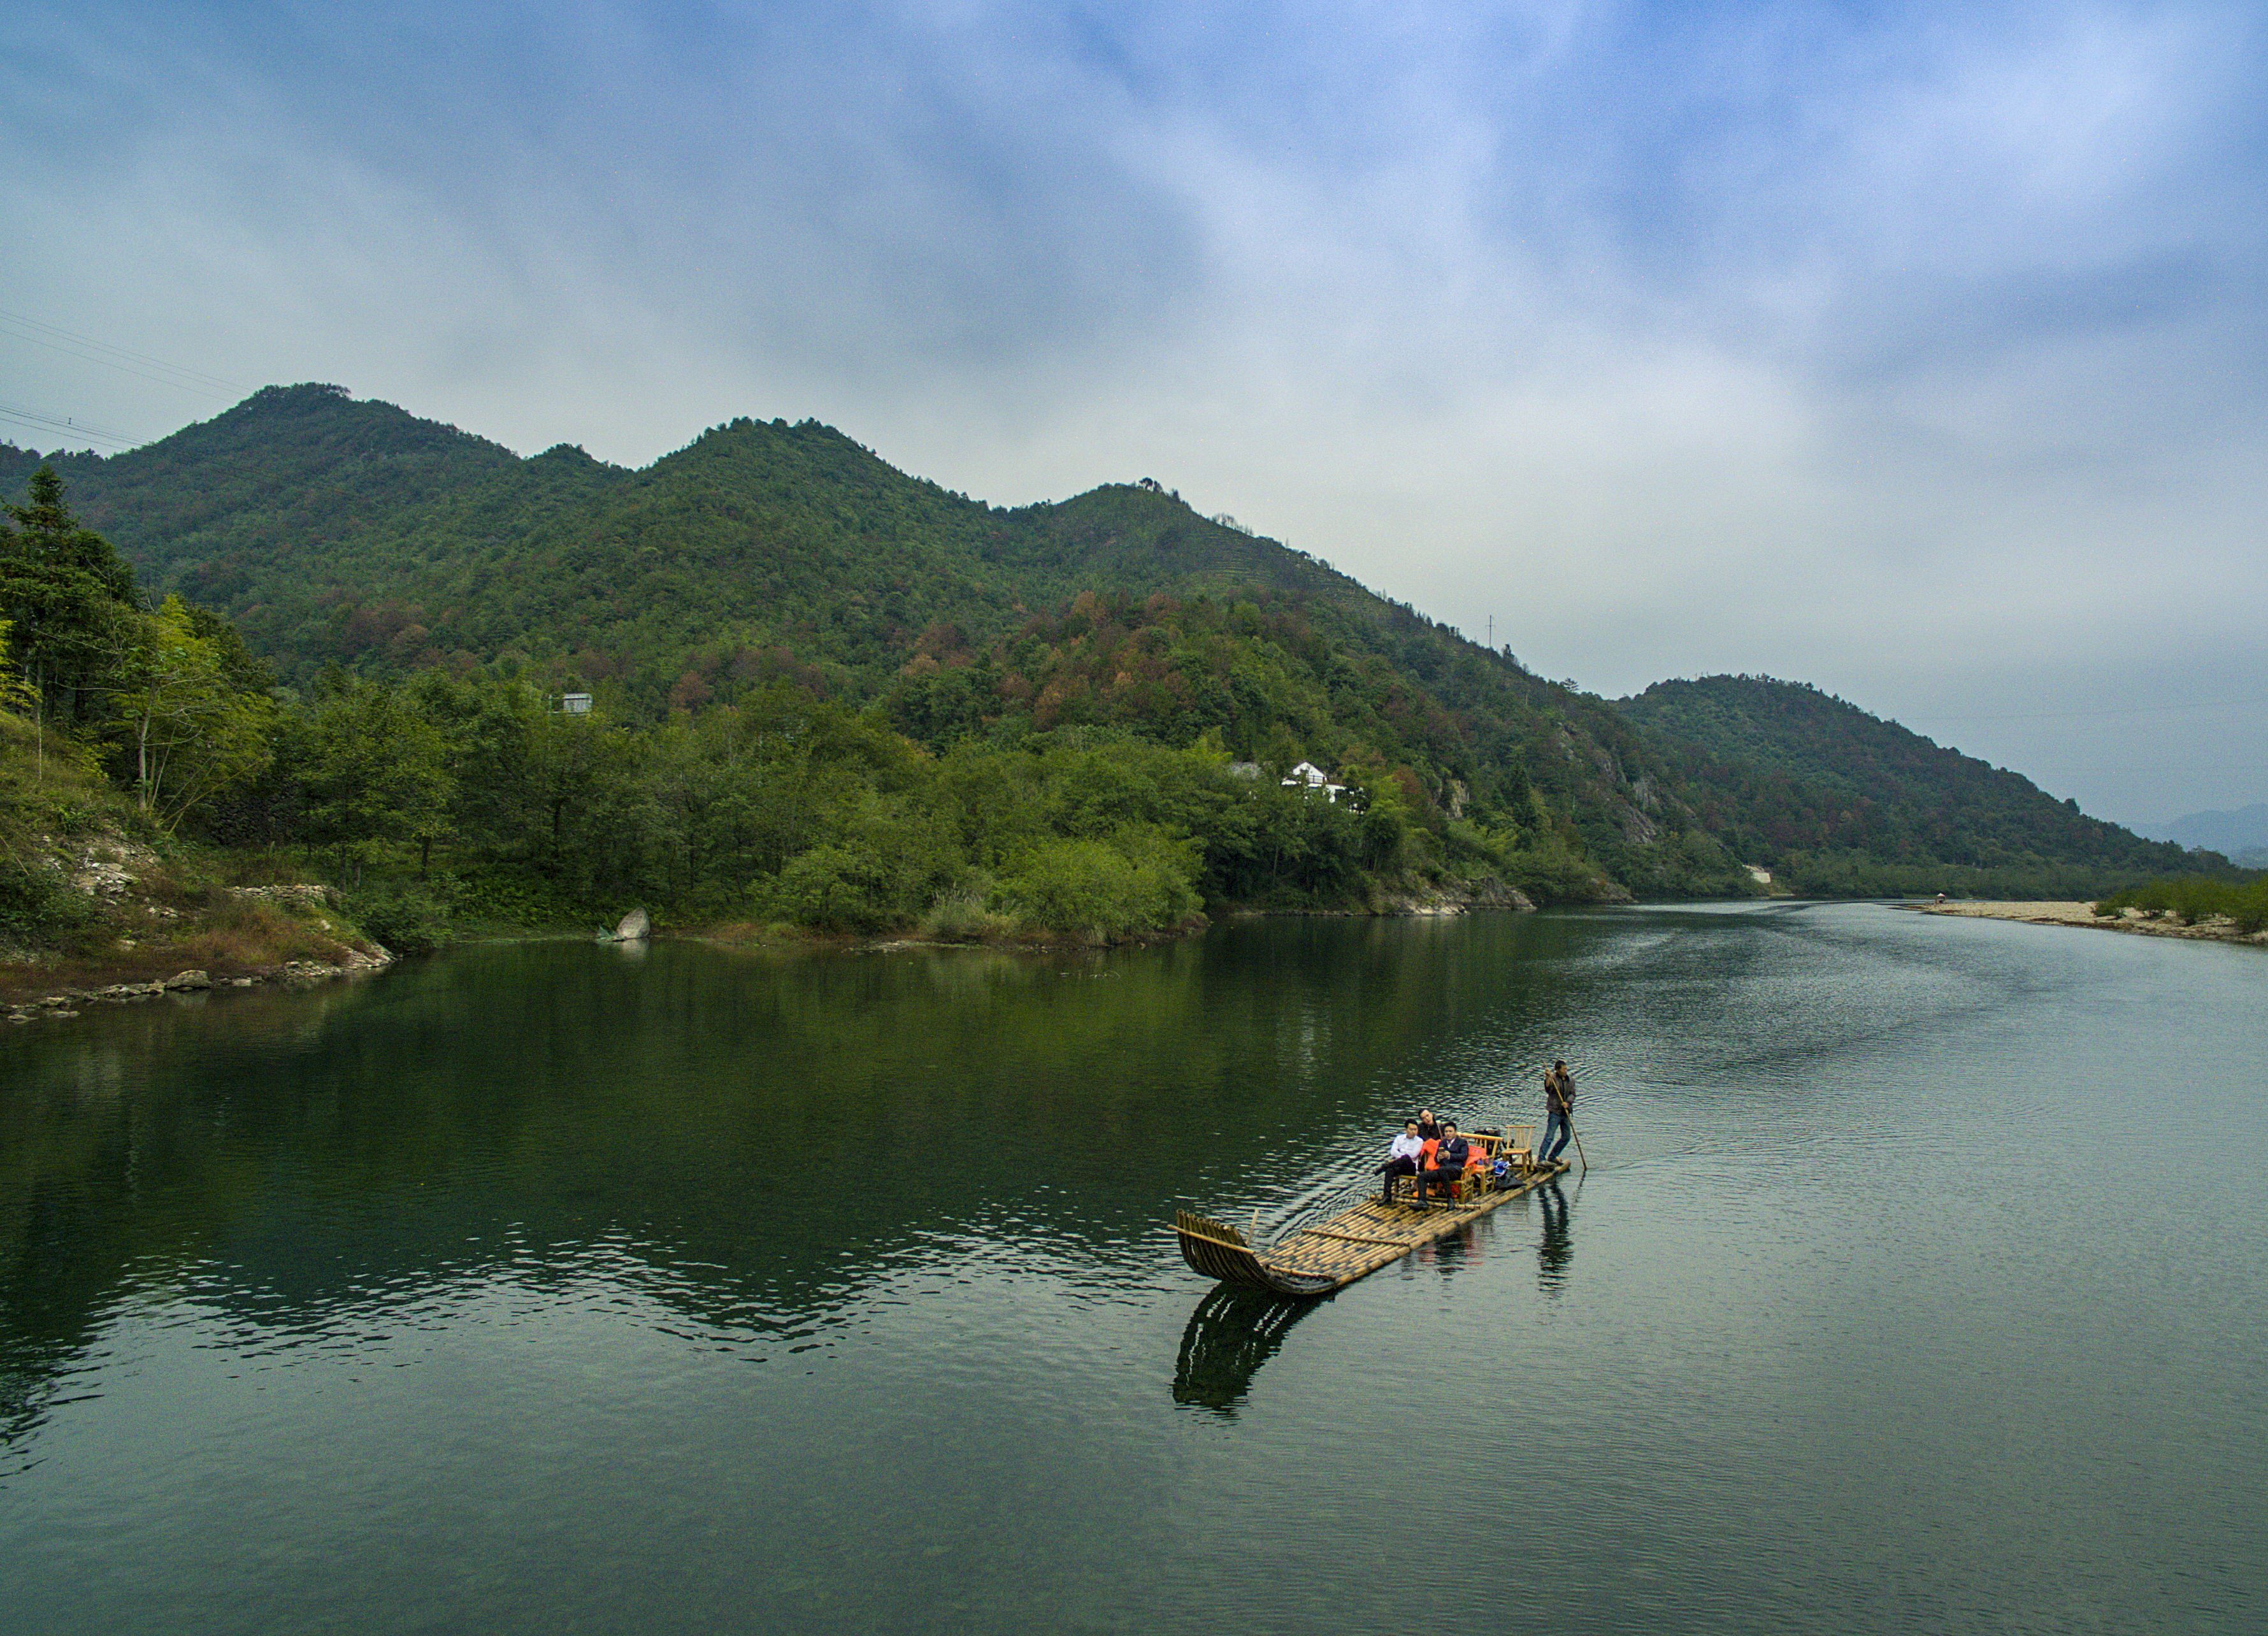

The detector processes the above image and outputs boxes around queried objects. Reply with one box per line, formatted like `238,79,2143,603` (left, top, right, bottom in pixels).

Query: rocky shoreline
1907,900,2267,947
4,948,395,1024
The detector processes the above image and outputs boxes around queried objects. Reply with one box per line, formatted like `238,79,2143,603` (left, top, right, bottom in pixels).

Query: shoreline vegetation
1908,899,2268,947
6,439,2252,1018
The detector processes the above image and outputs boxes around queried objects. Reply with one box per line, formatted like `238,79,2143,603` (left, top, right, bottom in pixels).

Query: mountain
2132,803,2268,857
1616,675,2195,895
8,385,1756,900
3,386,2202,903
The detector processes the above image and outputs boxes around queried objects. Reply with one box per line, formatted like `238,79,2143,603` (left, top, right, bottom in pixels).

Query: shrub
995,832,1200,940
0,856,89,939
181,895,341,967
340,882,453,956
919,889,1016,942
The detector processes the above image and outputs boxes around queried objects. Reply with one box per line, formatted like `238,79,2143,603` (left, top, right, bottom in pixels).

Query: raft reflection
1536,1180,1574,1295
1171,1286,1323,1416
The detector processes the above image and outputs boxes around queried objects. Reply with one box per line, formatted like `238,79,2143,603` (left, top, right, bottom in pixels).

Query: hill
1618,675,2197,896
3,386,2207,912
5,385,1758,903
2134,803,2268,858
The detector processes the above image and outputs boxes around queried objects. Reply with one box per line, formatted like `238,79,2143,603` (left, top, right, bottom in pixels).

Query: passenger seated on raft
1377,1120,1425,1206
1418,1121,1472,1205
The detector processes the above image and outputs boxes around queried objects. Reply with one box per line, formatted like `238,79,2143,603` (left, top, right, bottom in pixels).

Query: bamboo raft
1175,1148,1572,1298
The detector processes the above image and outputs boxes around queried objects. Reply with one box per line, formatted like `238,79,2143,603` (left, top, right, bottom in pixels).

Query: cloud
4,0,2264,823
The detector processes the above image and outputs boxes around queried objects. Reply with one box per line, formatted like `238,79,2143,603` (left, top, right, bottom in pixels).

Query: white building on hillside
1283,761,1348,801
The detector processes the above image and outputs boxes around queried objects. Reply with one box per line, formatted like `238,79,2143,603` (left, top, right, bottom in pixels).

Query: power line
0,399,145,450
0,306,247,401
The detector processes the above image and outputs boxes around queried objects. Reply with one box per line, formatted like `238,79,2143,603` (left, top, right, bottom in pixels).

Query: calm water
1,905,2262,1633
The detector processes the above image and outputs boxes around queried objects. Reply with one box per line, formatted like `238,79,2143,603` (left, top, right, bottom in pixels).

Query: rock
226,884,335,909
614,906,652,942
164,969,212,991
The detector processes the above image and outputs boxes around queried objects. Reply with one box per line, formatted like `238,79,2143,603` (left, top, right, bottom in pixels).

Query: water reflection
1535,1180,1574,1295
7,908,2264,1634
1170,1286,1323,1416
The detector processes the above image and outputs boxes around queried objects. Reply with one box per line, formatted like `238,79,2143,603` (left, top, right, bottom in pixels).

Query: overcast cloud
5,0,2263,829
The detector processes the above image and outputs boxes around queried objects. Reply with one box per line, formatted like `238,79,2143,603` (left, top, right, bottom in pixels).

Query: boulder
614,907,652,942
164,969,212,991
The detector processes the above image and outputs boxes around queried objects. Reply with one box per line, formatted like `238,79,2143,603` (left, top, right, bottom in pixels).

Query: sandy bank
1907,900,2267,947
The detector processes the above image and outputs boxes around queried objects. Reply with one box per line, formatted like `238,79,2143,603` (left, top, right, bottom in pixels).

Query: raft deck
1175,1158,1571,1297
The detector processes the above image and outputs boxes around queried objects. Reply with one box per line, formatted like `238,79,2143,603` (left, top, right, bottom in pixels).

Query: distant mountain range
2134,803,2268,851
1,384,2207,900
2132,804,2268,869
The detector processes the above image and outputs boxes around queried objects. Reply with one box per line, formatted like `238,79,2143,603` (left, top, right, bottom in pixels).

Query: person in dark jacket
1540,1061,1574,1165
1418,1121,1471,1206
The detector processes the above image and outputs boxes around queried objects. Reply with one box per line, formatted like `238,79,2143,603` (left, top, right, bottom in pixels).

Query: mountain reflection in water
2,905,2262,1635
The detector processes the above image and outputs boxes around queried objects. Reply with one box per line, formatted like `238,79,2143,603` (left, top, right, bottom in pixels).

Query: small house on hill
1282,761,1347,802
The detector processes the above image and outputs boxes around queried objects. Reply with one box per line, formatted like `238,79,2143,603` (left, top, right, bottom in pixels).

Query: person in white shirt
1377,1120,1426,1209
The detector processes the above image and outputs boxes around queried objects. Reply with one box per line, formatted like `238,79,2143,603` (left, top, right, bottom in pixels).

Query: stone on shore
614,907,652,942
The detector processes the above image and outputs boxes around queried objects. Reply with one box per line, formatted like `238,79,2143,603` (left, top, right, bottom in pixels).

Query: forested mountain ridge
3,385,2209,917
1618,675,2197,894
6,384,1752,901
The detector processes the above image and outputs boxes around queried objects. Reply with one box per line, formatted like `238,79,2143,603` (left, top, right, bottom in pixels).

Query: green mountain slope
3,387,2200,903
9,385,1754,899
1618,675,2195,894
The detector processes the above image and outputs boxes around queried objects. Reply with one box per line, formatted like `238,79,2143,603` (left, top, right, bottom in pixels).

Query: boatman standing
1541,1060,1574,1166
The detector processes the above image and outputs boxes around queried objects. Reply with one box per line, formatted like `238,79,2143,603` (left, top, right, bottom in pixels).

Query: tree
295,678,455,879
0,465,140,753
115,594,276,831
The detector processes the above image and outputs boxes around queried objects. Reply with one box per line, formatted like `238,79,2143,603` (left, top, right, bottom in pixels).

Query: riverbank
1907,900,2268,947
0,840,399,1015
3,947,395,1022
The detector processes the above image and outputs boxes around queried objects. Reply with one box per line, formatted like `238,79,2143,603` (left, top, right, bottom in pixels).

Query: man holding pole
1540,1059,1574,1167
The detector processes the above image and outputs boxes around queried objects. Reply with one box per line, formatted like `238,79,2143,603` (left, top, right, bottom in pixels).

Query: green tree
116,594,277,831
296,678,456,878
0,465,140,750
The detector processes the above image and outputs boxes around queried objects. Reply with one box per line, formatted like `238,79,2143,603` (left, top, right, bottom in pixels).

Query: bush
341,882,453,956
0,856,89,939
995,832,1200,940
2096,875,2268,933
918,889,1016,942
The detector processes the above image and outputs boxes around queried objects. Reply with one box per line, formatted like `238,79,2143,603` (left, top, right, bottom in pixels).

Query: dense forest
1618,675,2199,897
0,385,2223,957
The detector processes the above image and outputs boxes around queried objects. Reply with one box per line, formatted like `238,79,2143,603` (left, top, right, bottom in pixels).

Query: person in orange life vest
1418,1121,1471,1207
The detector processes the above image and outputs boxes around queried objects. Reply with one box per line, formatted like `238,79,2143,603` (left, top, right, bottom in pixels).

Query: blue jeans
1541,1109,1570,1161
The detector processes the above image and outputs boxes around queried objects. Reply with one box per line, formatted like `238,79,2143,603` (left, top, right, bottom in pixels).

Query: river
1,903,2261,1633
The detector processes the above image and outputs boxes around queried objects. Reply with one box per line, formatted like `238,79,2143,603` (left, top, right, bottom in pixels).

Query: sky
5,0,2264,831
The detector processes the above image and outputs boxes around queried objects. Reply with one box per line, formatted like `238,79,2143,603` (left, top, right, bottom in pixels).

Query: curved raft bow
1174,1152,1572,1298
